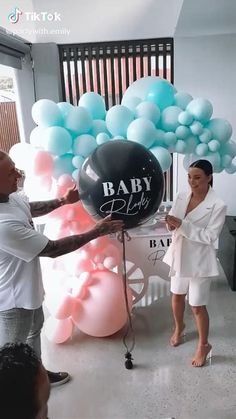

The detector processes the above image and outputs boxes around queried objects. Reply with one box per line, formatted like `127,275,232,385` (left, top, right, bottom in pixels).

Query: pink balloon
72,269,133,337
44,317,73,343
33,150,53,176
45,291,75,319
103,256,118,269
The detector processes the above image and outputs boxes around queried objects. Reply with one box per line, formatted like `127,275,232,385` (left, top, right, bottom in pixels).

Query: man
0,150,123,386
0,342,50,419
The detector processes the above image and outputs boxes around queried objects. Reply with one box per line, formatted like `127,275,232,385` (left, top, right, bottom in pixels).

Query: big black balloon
78,140,164,229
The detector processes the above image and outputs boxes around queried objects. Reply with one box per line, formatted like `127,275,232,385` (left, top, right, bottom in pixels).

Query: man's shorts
170,276,212,306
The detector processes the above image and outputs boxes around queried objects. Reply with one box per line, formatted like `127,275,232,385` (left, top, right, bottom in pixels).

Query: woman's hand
165,215,182,229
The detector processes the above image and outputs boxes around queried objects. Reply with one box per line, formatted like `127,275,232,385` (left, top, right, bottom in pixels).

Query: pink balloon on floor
44,317,73,343
72,269,133,337
45,291,75,319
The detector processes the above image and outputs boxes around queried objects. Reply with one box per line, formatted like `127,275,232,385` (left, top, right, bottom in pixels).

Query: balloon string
121,229,135,356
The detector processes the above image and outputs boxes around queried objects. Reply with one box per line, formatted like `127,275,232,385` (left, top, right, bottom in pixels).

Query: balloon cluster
9,76,236,343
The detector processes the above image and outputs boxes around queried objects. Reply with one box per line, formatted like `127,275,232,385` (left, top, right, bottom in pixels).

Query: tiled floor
42,271,236,419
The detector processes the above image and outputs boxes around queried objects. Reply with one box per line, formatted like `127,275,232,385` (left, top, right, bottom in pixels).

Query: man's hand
63,185,80,205
165,215,182,229
94,215,124,236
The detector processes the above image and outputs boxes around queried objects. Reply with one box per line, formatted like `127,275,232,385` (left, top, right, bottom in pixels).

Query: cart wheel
125,260,148,304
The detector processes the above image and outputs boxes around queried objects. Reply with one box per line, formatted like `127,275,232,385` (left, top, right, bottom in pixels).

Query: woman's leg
189,277,212,366
191,305,212,366
170,293,186,346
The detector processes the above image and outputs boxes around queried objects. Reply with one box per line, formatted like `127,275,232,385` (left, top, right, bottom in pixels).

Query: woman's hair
189,159,213,187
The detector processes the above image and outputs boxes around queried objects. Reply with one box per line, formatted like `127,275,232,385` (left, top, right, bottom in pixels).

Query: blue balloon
187,98,213,123
106,105,134,137
164,132,177,147
175,140,187,154
127,118,156,148
79,92,106,120
160,106,182,132
190,121,204,136
90,119,111,137
195,143,209,157
199,128,212,143
208,140,220,152
221,141,236,158
44,126,72,156
205,118,232,144
149,146,172,172
174,92,193,110
53,154,74,178
154,129,166,147
225,163,236,174
222,154,232,168
121,96,142,112
146,79,175,110
73,134,97,158
135,101,161,125
32,99,63,127
57,102,74,118
185,135,199,154
96,133,110,145
178,111,194,126
72,155,85,169
175,126,191,140
64,106,93,135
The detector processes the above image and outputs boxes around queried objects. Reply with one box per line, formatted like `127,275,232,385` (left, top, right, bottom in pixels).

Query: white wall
174,34,236,215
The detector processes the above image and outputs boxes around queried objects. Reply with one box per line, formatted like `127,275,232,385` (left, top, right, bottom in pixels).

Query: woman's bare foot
170,324,185,347
191,343,212,367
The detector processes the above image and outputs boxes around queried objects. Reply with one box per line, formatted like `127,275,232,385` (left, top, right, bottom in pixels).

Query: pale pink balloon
45,291,75,319
33,150,53,176
38,175,52,191
103,256,118,270
71,269,133,337
74,257,95,276
44,316,73,343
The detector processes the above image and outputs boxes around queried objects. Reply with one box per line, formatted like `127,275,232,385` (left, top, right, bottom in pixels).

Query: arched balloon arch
9,76,236,344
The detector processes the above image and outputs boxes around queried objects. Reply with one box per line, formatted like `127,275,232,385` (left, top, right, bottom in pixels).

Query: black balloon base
125,352,134,369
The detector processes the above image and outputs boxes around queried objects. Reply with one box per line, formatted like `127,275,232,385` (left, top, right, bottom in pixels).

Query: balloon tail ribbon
120,229,135,369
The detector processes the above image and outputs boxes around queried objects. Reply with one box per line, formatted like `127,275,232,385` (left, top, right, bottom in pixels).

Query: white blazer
163,187,227,278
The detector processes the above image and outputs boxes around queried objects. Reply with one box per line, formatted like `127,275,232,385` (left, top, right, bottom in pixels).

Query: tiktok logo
8,7,23,24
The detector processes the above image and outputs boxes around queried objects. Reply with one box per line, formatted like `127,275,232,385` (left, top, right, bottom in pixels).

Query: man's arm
38,217,123,258
30,186,80,217
29,197,66,218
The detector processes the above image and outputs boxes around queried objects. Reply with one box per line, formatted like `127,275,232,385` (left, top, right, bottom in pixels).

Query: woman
163,159,227,367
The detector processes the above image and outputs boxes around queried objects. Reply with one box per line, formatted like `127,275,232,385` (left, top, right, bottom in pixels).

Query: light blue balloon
204,152,221,172
205,118,233,144
225,163,236,174
72,155,85,169
149,146,172,172
160,106,182,132
72,169,80,182
175,140,187,154
155,129,166,146
199,128,212,143
175,126,191,140
44,126,72,156
185,135,199,154
178,111,193,126
174,92,193,110
90,119,111,137
121,96,142,112
79,92,106,120
195,143,209,157
186,98,213,123
208,139,220,152
127,118,156,148
222,154,232,168
57,102,74,118
106,105,134,137
164,132,177,147
135,101,161,125
53,154,74,178
32,99,63,127
112,136,126,140
221,141,236,158
64,106,93,135
122,76,175,102
73,134,97,158
96,133,110,145
146,79,175,110
190,121,204,136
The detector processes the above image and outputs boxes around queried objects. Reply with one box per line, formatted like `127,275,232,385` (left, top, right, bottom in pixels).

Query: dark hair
189,159,213,187
0,343,41,419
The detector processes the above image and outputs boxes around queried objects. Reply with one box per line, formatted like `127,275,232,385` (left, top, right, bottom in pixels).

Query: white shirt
0,193,49,310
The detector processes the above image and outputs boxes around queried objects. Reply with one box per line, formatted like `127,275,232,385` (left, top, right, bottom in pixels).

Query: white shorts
170,276,212,306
